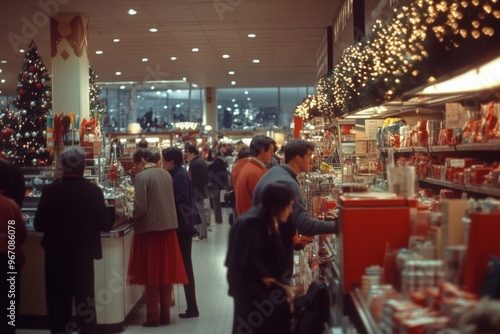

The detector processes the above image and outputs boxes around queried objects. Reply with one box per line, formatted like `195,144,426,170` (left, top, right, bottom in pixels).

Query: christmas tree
0,104,20,159
14,41,52,167
89,65,104,121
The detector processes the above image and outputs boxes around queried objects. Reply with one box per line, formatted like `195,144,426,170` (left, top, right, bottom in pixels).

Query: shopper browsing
128,148,188,326
34,146,111,334
162,147,200,319
226,182,296,334
252,139,338,280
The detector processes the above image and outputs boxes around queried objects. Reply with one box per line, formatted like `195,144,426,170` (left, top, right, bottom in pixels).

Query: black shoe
179,310,199,318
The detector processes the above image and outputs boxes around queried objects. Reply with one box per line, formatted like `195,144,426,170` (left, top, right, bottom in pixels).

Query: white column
50,13,90,121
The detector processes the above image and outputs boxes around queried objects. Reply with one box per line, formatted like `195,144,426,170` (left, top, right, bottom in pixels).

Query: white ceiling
0,0,340,96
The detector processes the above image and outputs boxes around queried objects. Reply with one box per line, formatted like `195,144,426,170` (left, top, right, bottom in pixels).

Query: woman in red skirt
128,148,188,326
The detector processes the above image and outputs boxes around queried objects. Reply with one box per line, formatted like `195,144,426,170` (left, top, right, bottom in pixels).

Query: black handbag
224,190,235,207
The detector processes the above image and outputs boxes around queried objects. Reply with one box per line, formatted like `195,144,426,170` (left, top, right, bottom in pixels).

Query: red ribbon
50,15,88,58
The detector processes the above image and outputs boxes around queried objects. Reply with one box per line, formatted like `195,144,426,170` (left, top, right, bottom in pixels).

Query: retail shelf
349,288,382,334
420,178,500,197
380,142,500,154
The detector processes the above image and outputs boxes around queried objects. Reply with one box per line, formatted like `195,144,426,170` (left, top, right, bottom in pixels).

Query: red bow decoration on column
50,15,88,58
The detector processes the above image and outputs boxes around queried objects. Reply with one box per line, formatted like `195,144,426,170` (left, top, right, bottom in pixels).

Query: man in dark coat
162,147,199,318
185,145,210,240
34,146,111,334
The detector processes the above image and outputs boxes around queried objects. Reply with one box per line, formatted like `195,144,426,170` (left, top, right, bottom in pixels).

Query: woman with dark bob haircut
225,182,296,334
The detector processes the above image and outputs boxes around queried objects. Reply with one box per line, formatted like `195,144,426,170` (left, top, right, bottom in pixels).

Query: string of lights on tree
89,65,104,121
14,41,52,167
295,0,499,121
0,102,20,158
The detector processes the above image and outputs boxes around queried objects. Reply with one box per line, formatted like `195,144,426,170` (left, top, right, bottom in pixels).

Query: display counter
18,220,143,333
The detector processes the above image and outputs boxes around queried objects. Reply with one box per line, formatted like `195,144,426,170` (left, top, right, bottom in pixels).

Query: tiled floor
18,208,234,334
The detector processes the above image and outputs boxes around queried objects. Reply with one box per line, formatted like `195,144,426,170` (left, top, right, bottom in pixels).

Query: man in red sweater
234,135,276,216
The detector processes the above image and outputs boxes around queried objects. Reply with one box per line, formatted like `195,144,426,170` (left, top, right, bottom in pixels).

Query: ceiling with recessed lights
0,0,340,96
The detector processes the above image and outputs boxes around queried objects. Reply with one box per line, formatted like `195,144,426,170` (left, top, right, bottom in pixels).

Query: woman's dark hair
284,140,315,164
162,147,183,165
260,182,295,231
133,148,157,163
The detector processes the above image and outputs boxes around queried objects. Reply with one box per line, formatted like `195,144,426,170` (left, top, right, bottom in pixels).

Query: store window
280,87,314,129
216,87,315,131
217,88,279,131
99,84,203,133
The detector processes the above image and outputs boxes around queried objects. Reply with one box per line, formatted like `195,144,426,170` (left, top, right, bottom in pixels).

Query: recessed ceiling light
182,77,187,81
113,38,120,42
176,89,182,93
248,33,256,38
0,60,6,64
156,91,161,95
151,86,155,90
231,98,236,102
1,79,6,83
253,59,260,63
247,97,251,101
244,91,249,94
0,91,2,94
142,58,148,62
192,48,199,52
167,89,173,93
115,71,122,76
120,85,125,89
231,81,236,85
217,105,222,109
163,106,168,109
95,50,103,55
222,54,230,59
127,9,137,15
170,56,177,61
149,28,158,32
228,71,235,75
19,49,25,53
0,69,2,73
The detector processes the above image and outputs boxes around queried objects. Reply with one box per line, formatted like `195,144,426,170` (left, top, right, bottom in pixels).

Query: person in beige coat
127,148,188,327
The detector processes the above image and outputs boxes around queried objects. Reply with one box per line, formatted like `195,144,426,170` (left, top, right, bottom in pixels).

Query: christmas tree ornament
19,89,25,95
32,131,37,137
21,109,27,115
36,82,42,89
16,133,22,139
29,65,35,71
32,159,37,165
30,101,36,107
25,132,30,138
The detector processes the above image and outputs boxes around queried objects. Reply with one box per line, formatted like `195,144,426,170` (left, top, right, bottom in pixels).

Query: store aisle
17,208,234,334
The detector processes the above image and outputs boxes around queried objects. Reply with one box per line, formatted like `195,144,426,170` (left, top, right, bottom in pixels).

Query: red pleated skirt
127,229,188,285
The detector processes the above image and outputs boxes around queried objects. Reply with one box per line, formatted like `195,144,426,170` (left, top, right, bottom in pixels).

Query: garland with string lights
13,41,52,167
314,0,499,119
295,95,321,121
316,74,336,117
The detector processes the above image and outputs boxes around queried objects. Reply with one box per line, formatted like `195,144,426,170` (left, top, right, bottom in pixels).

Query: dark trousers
45,253,97,334
1,253,20,334
176,228,198,313
210,188,223,224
